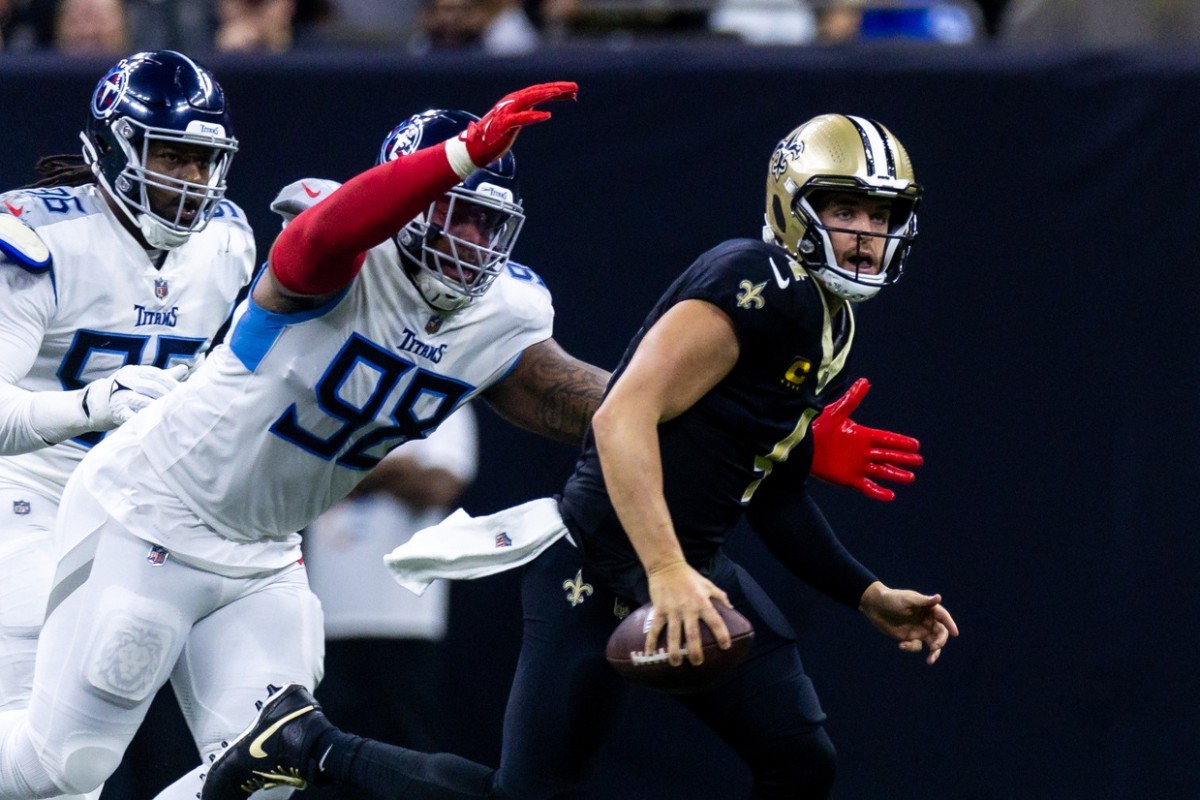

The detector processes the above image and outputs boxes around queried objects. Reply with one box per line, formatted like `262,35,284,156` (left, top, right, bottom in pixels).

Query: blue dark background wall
3,47,1198,798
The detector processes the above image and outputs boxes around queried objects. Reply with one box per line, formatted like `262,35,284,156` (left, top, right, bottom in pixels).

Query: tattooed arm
481,338,610,445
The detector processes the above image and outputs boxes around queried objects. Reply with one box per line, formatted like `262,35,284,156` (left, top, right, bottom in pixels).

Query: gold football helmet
764,114,922,301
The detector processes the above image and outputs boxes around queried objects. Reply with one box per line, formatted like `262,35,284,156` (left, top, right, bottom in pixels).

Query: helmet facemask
86,117,236,249
792,187,919,302
396,180,524,313
377,108,525,313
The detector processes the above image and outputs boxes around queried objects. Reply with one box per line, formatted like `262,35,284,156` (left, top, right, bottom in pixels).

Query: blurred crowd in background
3,0,1200,59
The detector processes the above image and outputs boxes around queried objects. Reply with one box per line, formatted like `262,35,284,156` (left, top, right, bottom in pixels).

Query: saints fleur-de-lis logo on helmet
769,131,803,180
562,569,593,607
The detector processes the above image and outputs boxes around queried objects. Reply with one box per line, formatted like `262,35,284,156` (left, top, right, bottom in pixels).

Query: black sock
318,732,499,799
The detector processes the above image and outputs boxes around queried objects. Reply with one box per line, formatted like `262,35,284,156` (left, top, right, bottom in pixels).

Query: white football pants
0,487,99,800
0,483,323,798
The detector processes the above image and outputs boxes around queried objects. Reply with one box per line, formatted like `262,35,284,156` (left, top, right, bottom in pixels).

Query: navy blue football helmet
379,109,524,312
82,50,237,249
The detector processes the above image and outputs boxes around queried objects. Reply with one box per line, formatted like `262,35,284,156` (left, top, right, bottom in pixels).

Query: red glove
810,378,923,502
445,81,578,177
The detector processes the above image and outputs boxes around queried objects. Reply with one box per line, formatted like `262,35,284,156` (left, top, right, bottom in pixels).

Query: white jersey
76,178,554,573
304,403,478,639
0,184,255,500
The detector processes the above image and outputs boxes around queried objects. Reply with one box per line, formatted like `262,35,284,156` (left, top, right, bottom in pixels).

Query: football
605,602,755,694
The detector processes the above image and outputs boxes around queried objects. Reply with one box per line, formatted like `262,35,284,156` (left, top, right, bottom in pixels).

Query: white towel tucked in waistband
384,496,569,596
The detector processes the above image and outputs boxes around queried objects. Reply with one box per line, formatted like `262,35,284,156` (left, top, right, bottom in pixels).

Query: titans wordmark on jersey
0,184,255,497
79,232,552,572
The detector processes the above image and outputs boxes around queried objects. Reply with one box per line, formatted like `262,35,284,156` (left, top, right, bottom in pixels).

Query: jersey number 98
269,334,470,470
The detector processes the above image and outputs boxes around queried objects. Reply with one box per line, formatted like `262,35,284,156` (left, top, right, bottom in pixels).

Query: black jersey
561,237,856,600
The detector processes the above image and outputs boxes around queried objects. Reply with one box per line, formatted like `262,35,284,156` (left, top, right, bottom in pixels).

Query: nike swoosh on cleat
248,706,314,758
301,183,321,198
3,201,23,217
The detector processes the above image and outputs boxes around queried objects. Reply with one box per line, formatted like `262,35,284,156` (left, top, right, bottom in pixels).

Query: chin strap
138,215,190,250
411,266,472,312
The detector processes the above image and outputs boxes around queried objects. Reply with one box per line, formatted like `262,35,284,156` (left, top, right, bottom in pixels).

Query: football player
0,80,601,800
198,114,956,800
0,50,253,800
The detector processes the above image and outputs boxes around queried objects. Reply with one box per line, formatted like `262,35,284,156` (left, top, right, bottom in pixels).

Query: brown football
605,602,755,694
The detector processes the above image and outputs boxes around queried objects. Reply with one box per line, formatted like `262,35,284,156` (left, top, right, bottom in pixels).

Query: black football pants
494,538,836,800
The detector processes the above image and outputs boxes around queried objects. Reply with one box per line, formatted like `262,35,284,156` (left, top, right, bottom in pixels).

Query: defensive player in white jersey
0,50,252,800
0,81,605,800
0,77,925,799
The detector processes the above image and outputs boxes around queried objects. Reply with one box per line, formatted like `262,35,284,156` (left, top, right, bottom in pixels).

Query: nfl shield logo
146,545,169,566
154,278,169,298
495,532,513,548
12,499,30,515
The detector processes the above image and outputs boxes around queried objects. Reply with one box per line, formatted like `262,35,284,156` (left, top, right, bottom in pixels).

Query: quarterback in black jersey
531,116,957,799
198,114,957,800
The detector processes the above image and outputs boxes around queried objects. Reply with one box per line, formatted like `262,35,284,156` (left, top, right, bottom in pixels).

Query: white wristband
443,137,478,180
26,388,92,447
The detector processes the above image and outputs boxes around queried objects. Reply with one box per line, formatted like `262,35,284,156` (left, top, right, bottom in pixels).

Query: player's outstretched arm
445,81,578,175
482,338,609,445
857,581,959,665
258,82,578,312
810,378,923,502
593,299,739,667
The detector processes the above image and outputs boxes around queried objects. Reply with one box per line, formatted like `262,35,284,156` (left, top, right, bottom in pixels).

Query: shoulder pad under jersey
269,179,343,225
0,214,51,272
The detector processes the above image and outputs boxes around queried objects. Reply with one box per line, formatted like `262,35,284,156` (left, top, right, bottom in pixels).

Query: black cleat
200,683,333,799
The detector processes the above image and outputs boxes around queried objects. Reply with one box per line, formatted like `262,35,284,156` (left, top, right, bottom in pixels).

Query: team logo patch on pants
562,569,593,607
12,499,30,515
146,545,169,566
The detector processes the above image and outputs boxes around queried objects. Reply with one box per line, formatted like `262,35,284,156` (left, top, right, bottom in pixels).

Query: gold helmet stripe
845,115,896,180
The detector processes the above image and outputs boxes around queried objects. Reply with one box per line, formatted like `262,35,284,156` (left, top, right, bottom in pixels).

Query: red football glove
810,378,923,502
454,81,578,172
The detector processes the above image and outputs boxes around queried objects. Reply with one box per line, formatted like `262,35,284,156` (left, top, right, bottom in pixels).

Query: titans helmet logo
380,122,422,163
91,66,128,120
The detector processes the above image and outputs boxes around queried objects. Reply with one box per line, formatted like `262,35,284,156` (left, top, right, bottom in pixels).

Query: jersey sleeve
471,261,555,391
0,260,55,384
268,179,343,227
673,241,815,349
0,259,59,453
215,198,257,285
744,465,879,610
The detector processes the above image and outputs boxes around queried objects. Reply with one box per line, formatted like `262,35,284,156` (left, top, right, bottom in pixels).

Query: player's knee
749,725,837,799
58,743,121,795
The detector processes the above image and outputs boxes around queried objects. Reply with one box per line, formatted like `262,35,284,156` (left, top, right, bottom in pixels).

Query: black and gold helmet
764,114,921,301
